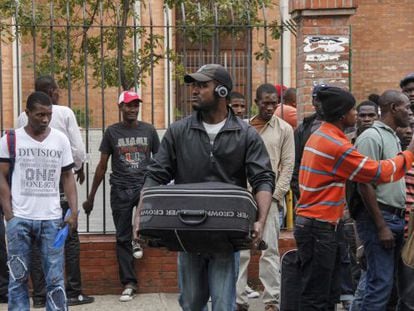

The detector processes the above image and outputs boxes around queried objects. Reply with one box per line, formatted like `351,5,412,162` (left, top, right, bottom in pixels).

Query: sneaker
119,287,136,302
67,294,95,306
132,241,143,259
245,285,260,299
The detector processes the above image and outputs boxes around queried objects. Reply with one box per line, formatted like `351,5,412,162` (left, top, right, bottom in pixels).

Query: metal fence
0,0,295,233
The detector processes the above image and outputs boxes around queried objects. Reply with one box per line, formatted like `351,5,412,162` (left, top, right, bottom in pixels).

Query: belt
295,215,338,231
378,203,405,218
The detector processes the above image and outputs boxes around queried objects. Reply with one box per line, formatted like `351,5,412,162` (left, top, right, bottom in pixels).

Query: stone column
289,0,358,121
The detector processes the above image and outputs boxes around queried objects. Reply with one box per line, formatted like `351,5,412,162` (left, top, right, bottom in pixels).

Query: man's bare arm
0,163,13,220
61,169,78,232
252,190,272,246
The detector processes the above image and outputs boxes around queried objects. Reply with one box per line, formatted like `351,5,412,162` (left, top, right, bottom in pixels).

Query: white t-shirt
0,128,74,220
203,119,226,145
17,105,86,170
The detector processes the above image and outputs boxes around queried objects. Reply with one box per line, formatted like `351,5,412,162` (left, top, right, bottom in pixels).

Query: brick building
1,0,414,294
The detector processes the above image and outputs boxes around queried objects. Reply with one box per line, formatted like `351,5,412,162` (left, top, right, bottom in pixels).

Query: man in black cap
401,73,414,111
291,84,326,200
133,64,275,311
294,86,414,310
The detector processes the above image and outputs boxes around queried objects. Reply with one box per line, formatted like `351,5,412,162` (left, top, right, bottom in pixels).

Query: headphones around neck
215,85,229,98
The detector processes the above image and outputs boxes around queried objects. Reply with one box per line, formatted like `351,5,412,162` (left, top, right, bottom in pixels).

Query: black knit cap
400,73,414,88
318,86,356,121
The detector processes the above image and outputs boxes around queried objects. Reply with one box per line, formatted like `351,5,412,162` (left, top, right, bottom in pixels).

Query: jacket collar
250,114,276,129
303,113,318,125
190,108,242,131
319,122,347,140
373,120,397,135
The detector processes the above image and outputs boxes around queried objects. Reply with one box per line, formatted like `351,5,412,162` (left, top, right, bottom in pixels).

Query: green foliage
0,0,164,90
254,42,274,64
71,106,92,128
167,0,280,45
0,0,280,91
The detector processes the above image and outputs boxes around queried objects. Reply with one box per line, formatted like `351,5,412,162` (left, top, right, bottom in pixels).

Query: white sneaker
119,288,136,302
245,285,260,299
132,241,143,259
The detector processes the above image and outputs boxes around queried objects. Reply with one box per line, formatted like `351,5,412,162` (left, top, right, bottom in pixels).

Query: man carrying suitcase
134,64,275,311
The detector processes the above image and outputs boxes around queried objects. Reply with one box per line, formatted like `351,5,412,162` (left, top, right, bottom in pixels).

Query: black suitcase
138,182,257,253
280,249,301,311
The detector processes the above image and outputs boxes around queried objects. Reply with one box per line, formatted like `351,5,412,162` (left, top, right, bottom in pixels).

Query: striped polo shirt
296,122,414,223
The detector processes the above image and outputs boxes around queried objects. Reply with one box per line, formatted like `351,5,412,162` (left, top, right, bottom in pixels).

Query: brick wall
290,0,356,121
350,0,414,102
0,38,14,129
290,0,358,11
79,231,296,294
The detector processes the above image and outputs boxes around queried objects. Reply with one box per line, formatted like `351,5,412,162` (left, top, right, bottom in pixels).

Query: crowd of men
0,65,414,311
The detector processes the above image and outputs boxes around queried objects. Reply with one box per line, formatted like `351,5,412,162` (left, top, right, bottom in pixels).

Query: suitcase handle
178,210,208,226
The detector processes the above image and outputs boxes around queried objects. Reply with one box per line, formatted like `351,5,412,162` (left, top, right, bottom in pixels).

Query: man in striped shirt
294,86,414,310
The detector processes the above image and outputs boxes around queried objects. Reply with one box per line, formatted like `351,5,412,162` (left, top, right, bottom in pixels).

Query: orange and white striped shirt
296,122,414,223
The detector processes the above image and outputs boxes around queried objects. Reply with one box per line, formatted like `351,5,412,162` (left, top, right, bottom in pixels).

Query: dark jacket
291,113,321,199
144,109,275,194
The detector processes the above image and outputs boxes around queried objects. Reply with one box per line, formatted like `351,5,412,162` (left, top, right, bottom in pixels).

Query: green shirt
355,120,406,209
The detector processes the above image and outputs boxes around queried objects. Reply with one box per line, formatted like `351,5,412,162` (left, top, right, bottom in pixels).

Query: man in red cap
83,91,160,302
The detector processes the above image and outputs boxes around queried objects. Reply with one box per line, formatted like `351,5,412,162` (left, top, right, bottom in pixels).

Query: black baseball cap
400,73,414,88
184,64,233,91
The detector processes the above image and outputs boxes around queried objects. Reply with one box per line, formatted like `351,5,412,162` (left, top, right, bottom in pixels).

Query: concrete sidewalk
0,294,348,310
74,294,265,311
0,294,266,311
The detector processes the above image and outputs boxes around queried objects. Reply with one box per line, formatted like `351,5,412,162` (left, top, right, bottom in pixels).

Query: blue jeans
350,270,366,311
6,217,66,311
356,210,405,311
178,252,239,311
294,217,341,311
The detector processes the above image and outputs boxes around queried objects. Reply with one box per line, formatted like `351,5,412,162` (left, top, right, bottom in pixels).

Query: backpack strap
6,129,16,185
347,126,385,219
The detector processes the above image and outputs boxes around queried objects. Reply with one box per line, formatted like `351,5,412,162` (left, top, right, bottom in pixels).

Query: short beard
192,104,204,112
192,100,219,112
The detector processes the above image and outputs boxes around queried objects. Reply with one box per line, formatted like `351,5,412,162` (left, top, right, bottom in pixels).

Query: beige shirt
250,115,295,202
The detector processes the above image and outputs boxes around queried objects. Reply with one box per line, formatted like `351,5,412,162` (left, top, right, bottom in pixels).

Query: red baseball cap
275,84,287,98
118,91,142,105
